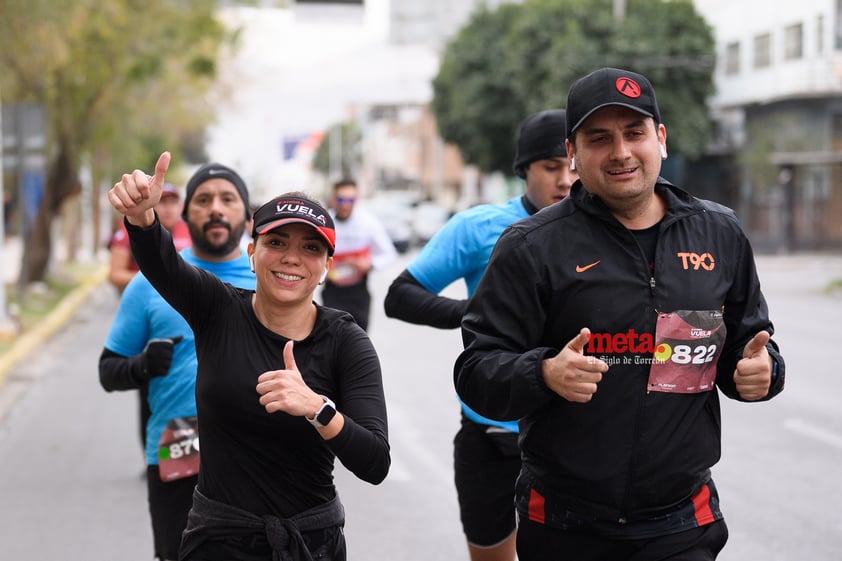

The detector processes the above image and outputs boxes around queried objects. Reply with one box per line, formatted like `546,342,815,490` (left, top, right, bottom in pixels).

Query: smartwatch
306,395,337,428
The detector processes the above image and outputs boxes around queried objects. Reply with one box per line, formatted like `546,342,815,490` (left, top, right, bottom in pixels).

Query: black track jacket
454,179,785,523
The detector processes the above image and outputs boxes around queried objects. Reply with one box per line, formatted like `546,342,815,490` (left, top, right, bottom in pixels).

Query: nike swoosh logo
575,260,601,273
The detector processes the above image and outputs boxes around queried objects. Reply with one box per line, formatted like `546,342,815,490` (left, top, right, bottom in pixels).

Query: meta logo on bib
583,310,726,393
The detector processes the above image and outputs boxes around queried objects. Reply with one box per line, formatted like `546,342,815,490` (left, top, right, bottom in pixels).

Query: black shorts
147,465,198,560
453,415,521,547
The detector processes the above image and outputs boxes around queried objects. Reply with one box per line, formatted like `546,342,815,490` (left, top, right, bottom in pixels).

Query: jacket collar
569,177,702,224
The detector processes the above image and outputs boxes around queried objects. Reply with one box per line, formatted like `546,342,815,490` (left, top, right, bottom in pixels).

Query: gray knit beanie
182,162,251,220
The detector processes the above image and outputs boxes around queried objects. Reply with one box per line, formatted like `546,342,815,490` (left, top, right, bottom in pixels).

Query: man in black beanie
384,110,576,561
181,162,251,257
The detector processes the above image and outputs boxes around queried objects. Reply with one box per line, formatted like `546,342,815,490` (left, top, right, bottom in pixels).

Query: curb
0,264,108,384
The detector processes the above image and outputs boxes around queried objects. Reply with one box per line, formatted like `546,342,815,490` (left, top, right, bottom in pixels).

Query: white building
387,0,519,48
694,0,842,250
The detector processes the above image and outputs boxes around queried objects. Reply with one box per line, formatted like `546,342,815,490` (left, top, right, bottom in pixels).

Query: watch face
316,401,337,426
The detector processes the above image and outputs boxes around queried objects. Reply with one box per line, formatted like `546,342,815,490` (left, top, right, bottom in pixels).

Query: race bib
327,247,370,286
157,416,200,482
647,310,726,394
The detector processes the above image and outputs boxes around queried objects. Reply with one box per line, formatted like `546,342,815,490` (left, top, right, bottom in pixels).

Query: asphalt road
0,251,840,560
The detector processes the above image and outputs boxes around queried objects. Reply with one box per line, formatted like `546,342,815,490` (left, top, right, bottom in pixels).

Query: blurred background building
3,0,842,271
258,0,842,252
694,0,842,251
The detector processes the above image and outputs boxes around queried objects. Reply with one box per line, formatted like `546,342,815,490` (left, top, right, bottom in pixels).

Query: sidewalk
1,234,21,284
0,235,108,383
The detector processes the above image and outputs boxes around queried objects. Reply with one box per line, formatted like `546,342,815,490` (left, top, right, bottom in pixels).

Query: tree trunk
23,143,80,283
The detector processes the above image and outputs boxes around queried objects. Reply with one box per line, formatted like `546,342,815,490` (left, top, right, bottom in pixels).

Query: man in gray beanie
183,162,250,220
181,162,251,258
383,110,576,561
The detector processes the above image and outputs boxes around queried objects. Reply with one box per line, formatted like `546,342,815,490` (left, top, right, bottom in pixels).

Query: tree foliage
432,4,526,175
0,0,240,282
312,122,362,180
432,0,716,174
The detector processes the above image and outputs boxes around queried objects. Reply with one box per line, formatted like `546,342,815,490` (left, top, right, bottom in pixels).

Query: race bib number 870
647,310,726,394
157,415,200,482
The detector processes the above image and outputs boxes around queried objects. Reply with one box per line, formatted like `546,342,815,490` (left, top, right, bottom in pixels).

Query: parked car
411,201,450,246
366,192,418,254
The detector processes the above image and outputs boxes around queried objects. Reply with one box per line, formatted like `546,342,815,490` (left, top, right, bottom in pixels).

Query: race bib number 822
647,310,726,394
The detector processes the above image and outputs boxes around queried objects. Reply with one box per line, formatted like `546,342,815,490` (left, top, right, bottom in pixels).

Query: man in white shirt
321,179,397,331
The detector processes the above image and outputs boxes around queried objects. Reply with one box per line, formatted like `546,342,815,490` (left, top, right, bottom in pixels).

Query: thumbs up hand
256,340,325,416
542,327,608,403
734,331,773,401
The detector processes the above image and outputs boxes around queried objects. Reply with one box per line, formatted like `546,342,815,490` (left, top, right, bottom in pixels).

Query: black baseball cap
251,194,336,255
512,109,568,179
566,67,661,138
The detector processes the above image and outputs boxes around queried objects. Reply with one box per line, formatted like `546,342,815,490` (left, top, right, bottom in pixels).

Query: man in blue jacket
385,109,576,561
455,67,785,561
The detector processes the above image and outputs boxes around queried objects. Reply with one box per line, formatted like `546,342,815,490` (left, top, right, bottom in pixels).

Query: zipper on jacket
625,228,656,296
621,225,658,521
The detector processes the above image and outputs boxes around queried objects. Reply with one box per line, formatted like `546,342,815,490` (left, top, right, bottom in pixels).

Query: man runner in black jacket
455,67,785,561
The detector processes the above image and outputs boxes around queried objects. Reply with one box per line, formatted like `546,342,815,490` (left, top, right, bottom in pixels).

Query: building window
725,41,740,75
784,23,803,60
818,15,825,53
833,114,842,144
754,33,772,68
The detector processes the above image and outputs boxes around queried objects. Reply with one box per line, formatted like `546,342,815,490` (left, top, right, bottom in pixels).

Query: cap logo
615,77,642,99
276,202,328,225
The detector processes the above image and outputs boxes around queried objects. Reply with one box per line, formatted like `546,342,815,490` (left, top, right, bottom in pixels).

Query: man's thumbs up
543,327,608,403
566,327,592,355
734,331,772,401
742,330,770,359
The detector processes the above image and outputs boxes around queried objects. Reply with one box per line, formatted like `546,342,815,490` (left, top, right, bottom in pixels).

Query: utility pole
329,124,342,181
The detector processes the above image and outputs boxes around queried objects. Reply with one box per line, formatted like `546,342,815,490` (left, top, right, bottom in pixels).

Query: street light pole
0,86,19,337
614,0,626,20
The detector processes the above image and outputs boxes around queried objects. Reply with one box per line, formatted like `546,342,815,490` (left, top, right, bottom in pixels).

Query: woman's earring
660,145,668,160
570,157,576,171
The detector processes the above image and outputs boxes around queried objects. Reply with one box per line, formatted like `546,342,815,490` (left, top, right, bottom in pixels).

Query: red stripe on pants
528,488,546,524
692,483,715,526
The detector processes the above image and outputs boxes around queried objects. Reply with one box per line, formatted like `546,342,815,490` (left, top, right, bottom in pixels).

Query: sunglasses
336,196,356,204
